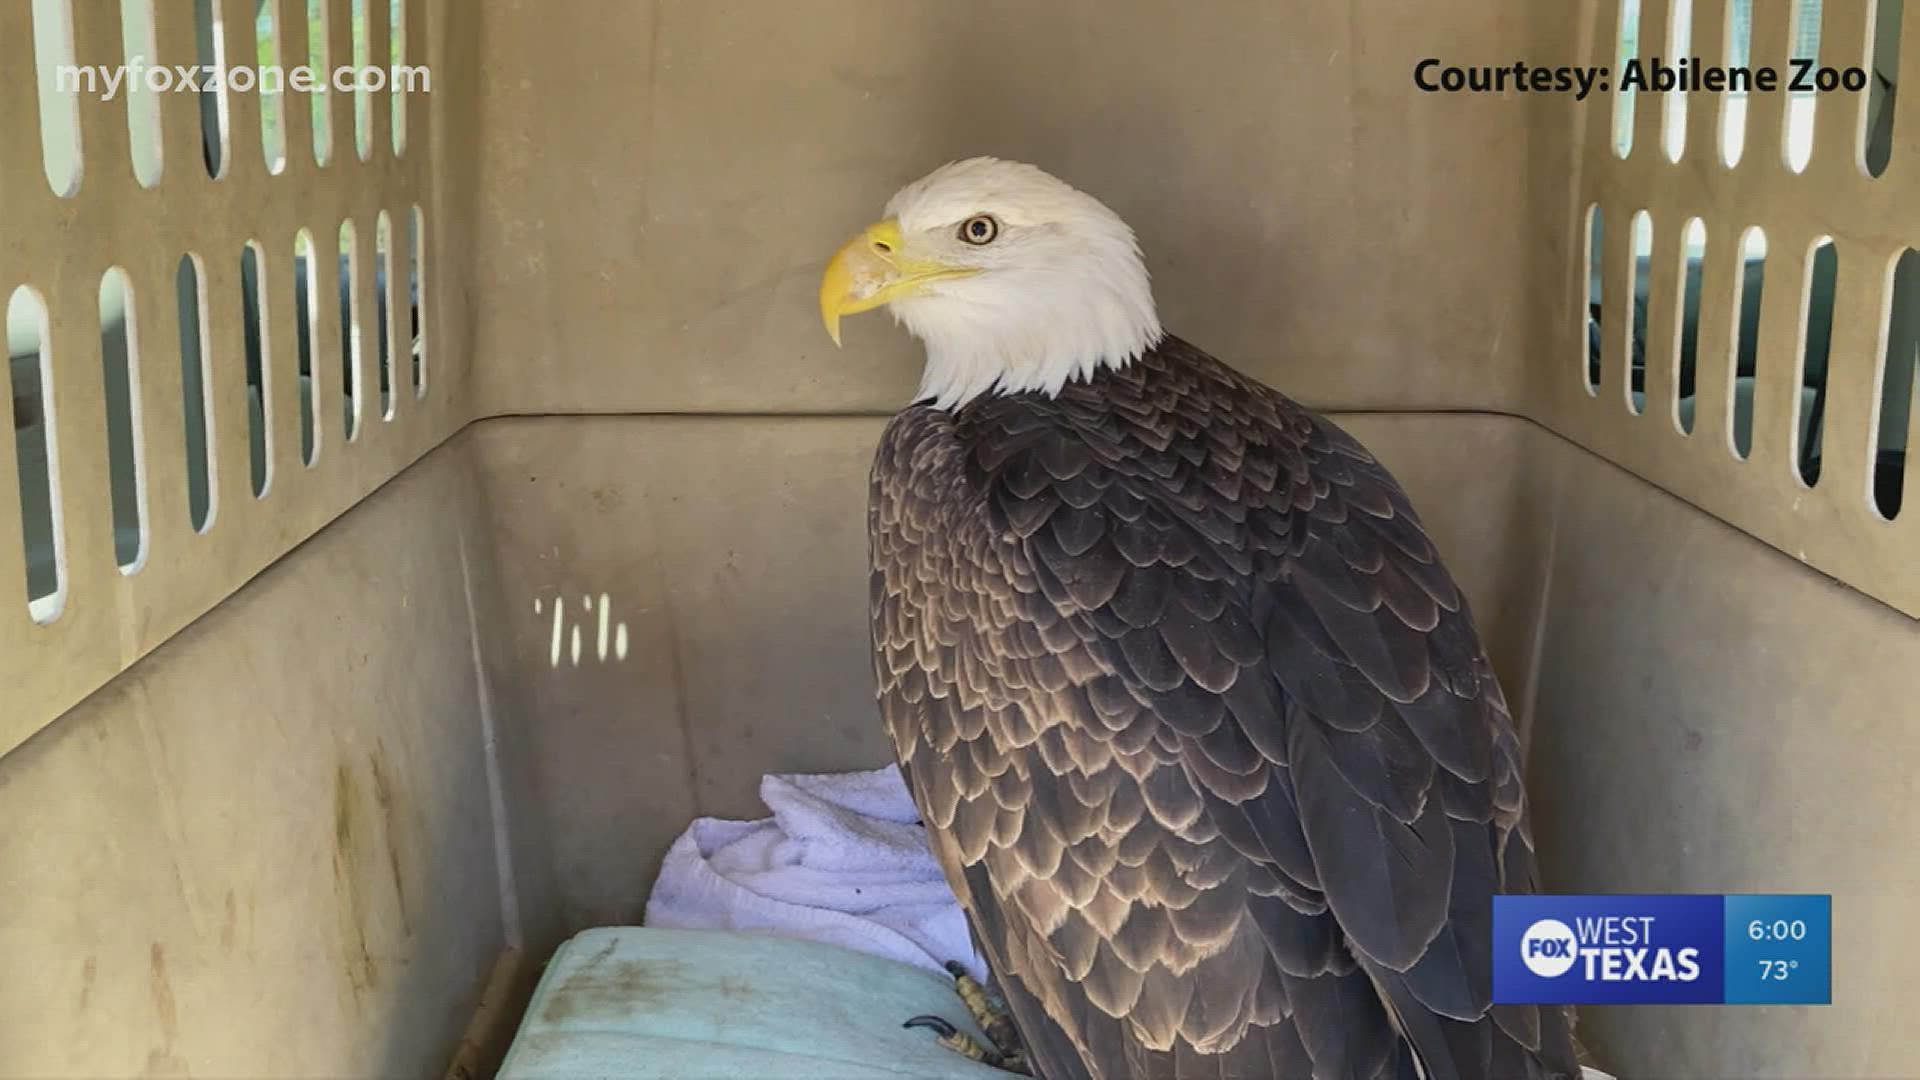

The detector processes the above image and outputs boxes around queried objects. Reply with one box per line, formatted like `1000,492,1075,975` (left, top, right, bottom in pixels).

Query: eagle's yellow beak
818,219,977,346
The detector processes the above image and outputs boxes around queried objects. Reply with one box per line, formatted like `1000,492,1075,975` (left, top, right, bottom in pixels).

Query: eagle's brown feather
870,335,1580,1080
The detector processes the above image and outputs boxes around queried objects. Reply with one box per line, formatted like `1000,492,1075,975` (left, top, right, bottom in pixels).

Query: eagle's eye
958,215,999,246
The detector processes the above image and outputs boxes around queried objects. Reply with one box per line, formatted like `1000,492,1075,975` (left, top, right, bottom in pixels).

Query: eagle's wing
869,340,1579,1080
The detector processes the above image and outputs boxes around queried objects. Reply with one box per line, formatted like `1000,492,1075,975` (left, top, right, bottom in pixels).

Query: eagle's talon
903,1014,960,1038
904,1013,1000,1066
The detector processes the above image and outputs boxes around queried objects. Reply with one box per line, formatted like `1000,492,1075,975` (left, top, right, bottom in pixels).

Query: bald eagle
820,157,1584,1080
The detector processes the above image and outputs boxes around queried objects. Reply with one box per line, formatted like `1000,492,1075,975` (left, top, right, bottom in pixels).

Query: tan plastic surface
1525,425,1919,1079
0,1,1914,1077
0,446,554,1079
466,0,1542,418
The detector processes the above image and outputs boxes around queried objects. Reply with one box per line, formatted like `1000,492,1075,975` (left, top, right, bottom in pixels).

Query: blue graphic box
1493,894,1830,1006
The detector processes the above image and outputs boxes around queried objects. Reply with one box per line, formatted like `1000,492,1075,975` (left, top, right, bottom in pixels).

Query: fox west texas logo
1519,915,1701,982
1520,919,1578,977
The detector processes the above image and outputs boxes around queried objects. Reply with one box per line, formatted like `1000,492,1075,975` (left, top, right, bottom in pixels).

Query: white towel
643,765,988,982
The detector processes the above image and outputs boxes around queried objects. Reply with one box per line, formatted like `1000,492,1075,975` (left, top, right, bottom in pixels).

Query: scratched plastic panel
0,0,460,759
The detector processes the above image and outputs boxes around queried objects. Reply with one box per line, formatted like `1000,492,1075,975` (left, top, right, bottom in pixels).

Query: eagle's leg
901,961,1031,1074
947,960,1026,1064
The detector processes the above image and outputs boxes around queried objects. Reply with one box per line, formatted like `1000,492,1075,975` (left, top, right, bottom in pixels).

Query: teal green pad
498,927,1012,1079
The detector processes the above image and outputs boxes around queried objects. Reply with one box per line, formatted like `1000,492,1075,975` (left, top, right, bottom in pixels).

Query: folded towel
643,765,987,982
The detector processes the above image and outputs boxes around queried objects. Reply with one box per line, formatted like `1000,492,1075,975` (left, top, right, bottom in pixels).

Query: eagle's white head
819,157,1162,410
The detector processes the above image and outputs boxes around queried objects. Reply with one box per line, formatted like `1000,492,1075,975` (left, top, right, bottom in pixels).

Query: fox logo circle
1521,918,1578,977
